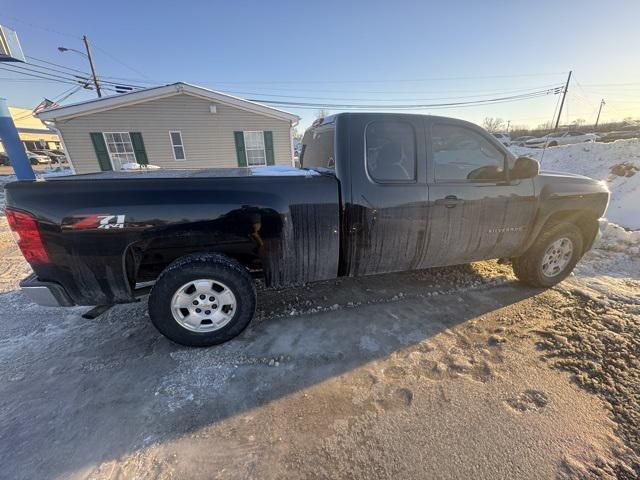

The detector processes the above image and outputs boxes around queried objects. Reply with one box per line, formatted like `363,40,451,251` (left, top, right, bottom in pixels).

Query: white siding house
37,83,300,174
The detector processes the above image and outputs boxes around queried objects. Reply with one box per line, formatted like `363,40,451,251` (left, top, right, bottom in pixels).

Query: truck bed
5,167,341,305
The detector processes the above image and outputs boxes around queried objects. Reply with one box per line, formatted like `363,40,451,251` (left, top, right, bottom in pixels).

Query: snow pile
120,162,161,170
250,165,319,177
510,139,640,230
597,221,640,255
38,167,73,178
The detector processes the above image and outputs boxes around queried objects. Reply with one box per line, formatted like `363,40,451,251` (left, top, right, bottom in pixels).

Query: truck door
342,114,428,276
421,120,536,267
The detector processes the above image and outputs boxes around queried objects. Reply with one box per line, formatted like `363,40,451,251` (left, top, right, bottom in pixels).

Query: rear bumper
20,274,75,307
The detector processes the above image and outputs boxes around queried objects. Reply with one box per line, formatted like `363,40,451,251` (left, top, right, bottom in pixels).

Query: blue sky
1,0,639,131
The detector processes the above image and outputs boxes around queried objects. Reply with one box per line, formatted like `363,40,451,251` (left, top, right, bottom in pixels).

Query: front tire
148,253,256,347
513,222,584,288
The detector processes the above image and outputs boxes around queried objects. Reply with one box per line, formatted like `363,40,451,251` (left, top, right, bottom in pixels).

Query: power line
255,87,562,110
26,55,90,76
0,65,85,87
91,43,153,81
580,82,640,87
222,84,564,103
15,60,93,82
2,62,92,83
216,82,565,96
197,72,569,86
10,85,82,121
5,58,569,102
0,65,122,97
0,13,81,39
18,62,564,98
2,61,147,90
571,74,598,114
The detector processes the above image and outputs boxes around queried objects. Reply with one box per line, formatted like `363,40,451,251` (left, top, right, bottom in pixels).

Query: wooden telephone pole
595,99,605,127
82,35,102,98
554,70,572,131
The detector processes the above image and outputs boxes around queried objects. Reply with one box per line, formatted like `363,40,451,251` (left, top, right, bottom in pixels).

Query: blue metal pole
0,98,35,180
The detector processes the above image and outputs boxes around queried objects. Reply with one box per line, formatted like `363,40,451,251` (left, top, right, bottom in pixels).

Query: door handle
435,195,462,208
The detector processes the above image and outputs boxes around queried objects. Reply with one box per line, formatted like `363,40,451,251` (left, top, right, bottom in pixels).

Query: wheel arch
123,233,260,288
524,209,599,255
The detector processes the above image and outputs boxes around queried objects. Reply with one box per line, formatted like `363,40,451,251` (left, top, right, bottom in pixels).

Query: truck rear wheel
148,253,256,347
512,222,583,288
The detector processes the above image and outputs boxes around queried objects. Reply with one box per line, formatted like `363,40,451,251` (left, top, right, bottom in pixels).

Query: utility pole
595,99,605,127
554,70,572,131
82,35,101,98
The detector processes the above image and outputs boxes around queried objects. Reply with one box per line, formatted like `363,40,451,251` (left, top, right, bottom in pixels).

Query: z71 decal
64,214,127,230
97,215,126,229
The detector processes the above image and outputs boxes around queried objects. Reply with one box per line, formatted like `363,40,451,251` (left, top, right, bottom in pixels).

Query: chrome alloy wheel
541,237,573,278
170,279,237,332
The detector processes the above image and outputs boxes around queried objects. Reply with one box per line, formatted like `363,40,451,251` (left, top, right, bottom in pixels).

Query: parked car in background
597,126,640,143
31,149,66,164
525,131,598,148
0,153,11,166
26,151,51,165
511,136,535,147
492,132,511,146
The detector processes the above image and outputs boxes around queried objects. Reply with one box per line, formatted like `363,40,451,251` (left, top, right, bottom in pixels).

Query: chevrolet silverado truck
5,113,609,346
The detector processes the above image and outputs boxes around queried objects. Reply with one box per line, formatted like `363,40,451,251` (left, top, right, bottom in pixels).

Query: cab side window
432,124,506,182
365,121,416,183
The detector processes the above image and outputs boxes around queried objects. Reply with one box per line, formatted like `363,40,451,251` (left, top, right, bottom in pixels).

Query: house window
243,131,266,166
103,132,136,168
170,131,186,160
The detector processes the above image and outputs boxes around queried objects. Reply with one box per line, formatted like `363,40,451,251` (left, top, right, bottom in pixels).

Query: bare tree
482,117,505,133
315,109,330,120
571,118,586,127
291,125,303,141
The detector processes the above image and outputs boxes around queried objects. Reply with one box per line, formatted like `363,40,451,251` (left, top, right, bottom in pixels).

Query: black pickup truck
5,113,609,346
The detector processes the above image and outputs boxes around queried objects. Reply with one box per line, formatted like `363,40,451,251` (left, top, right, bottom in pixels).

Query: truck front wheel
148,253,256,347
512,222,584,288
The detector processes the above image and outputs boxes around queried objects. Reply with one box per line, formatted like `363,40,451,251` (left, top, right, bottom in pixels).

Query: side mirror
511,156,539,179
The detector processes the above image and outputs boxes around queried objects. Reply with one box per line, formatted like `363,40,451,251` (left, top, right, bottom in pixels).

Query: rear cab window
300,119,335,170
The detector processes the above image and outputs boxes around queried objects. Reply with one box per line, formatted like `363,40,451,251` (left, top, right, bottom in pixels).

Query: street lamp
57,46,87,57
58,35,101,98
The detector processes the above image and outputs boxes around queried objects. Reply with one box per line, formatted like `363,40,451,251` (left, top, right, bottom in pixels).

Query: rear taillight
6,208,50,265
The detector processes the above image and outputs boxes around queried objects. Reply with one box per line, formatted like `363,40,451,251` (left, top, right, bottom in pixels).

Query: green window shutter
90,132,113,171
264,131,275,165
234,131,247,167
129,132,148,165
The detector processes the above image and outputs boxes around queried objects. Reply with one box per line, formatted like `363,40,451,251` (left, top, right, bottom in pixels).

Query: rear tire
148,253,256,347
512,222,583,288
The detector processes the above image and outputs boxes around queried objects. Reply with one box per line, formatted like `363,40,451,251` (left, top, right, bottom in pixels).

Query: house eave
36,82,300,123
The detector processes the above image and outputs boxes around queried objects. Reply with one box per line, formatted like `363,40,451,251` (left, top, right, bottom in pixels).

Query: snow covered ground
511,138,640,230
